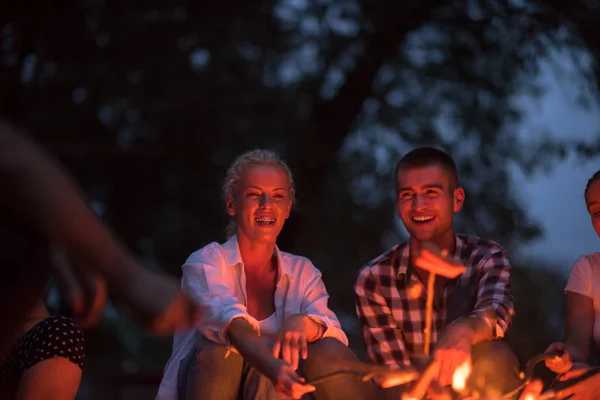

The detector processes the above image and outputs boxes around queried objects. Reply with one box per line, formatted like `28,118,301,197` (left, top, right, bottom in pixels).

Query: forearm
228,317,279,375
450,315,494,345
563,335,591,363
0,120,136,281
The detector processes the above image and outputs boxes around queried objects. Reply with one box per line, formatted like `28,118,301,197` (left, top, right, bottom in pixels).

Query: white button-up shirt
156,235,348,400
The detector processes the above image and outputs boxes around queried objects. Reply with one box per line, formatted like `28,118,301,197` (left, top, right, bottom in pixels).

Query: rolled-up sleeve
299,263,348,346
182,249,258,348
355,267,408,367
468,247,515,338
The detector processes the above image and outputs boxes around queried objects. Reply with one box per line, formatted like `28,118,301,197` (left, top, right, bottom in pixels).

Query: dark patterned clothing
355,234,514,367
0,316,86,398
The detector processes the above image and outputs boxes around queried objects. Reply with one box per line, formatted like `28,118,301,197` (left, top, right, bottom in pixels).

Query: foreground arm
0,119,199,333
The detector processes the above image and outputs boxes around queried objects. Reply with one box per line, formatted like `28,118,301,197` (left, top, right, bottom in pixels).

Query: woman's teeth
255,217,276,225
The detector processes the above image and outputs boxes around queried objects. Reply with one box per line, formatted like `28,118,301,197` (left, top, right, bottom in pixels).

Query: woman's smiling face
226,165,292,244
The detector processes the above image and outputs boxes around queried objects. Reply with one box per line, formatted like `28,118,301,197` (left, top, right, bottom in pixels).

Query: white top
257,313,279,349
156,235,348,400
564,253,600,349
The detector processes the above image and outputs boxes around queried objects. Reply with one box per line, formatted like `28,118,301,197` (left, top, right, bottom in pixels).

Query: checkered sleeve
468,246,515,338
354,266,410,367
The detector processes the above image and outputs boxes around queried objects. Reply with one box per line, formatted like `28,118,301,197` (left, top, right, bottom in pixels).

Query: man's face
395,165,464,243
586,179,600,238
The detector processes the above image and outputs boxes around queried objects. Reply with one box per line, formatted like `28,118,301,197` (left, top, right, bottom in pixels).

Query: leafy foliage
2,0,600,396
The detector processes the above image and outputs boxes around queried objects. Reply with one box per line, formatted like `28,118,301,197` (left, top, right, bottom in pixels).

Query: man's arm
354,266,409,367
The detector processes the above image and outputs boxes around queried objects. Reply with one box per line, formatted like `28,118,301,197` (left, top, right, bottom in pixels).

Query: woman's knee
179,342,244,400
302,338,360,376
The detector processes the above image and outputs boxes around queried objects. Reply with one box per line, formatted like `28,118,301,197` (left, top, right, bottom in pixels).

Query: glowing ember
451,359,472,392
522,395,536,400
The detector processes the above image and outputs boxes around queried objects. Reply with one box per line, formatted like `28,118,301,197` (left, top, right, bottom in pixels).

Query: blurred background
2,0,600,398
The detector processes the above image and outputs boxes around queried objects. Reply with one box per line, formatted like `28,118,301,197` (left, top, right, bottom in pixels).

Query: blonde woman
157,149,372,400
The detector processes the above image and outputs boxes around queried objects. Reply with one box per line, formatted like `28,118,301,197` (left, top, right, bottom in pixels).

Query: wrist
264,357,284,380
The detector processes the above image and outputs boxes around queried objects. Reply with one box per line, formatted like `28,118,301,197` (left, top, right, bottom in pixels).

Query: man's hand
272,315,310,370
52,247,108,330
266,358,316,399
433,322,473,387
402,321,475,399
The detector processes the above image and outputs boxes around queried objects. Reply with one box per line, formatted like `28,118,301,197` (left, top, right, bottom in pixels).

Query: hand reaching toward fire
402,325,473,399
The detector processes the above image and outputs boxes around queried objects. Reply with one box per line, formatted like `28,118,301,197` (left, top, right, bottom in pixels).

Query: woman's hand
266,358,316,399
544,342,573,374
272,315,310,370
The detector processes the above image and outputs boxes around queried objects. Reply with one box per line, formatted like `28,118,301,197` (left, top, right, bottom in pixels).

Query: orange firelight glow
451,359,472,392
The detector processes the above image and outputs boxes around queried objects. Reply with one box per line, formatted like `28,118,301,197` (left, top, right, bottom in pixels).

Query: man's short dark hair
394,147,459,191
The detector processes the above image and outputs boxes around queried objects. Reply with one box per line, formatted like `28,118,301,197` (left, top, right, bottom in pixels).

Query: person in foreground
355,147,519,399
157,149,373,400
542,169,600,400
0,118,202,345
0,118,204,398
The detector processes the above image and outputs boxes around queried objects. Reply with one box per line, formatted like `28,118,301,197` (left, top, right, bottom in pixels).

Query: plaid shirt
355,234,514,367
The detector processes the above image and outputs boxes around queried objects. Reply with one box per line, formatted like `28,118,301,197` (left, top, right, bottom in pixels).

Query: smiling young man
354,147,518,398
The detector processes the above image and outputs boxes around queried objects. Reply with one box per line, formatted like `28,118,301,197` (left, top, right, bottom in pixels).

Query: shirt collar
222,234,292,279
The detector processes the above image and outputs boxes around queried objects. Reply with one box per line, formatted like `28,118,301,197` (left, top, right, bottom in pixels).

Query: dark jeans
178,338,377,400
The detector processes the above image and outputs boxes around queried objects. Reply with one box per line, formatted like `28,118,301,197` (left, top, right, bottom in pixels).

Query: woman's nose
260,194,273,206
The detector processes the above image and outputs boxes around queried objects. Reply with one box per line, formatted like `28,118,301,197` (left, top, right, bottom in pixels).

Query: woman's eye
247,192,260,197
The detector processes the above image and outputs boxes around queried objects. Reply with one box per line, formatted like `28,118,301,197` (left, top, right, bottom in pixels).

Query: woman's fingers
299,334,308,360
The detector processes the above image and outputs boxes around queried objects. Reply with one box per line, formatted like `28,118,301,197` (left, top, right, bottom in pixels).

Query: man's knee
469,340,520,395
472,340,519,369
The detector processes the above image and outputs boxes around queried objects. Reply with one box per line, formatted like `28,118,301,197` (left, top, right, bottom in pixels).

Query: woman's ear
453,187,465,212
226,195,236,216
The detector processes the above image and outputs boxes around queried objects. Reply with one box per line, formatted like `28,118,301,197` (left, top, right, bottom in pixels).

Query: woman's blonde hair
223,149,296,238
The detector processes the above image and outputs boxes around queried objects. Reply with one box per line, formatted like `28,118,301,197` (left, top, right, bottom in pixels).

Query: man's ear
453,187,465,212
226,195,236,216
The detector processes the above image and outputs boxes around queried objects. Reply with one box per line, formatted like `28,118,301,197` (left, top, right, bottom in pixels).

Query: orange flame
451,359,472,392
